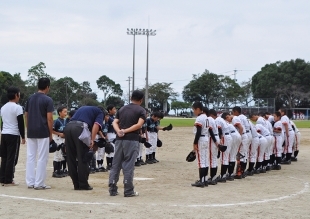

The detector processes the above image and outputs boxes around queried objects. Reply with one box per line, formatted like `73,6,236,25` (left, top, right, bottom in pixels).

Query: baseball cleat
124,191,139,197
234,175,242,179
281,160,291,165
226,174,235,181
217,176,226,183
274,165,281,170
191,180,205,188
291,157,297,162
266,166,271,171
260,168,266,173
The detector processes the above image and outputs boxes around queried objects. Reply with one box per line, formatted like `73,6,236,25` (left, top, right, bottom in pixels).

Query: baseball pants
229,133,241,162
283,130,295,154
249,136,259,163
209,136,219,168
257,136,268,162
53,135,65,162
109,140,139,195
239,134,249,162
106,133,116,158
146,132,157,155
273,136,283,157
26,137,50,188
196,137,209,168
220,134,232,165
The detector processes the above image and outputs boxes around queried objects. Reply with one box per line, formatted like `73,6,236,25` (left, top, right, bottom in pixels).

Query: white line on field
0,177,308,207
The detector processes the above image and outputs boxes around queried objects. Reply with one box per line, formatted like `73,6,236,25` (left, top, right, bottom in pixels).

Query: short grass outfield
54,114,310,128
160,118,310,129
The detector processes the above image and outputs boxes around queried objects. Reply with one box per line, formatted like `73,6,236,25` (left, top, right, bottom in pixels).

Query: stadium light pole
127,28,142,92
142,29,156,108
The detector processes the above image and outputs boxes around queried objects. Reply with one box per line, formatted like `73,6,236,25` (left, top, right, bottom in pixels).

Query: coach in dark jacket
64,106,104,190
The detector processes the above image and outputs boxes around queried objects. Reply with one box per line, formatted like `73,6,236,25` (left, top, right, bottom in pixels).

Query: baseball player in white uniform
211,111,232,182
279,108,295,164
191,102,210,188
290,119,301,161
245,121,259,176
222,113,241,181
232,107,252,178
272,111,283,170
203,108,220,185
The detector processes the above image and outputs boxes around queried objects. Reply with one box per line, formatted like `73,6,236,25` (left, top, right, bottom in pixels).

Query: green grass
292,120,310,128
160,118,195,127
57,114,310,128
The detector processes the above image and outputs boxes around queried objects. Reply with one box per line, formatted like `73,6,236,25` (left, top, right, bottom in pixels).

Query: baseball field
0,124,309,218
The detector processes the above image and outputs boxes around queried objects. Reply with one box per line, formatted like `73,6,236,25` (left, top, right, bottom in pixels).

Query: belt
231,131,235,133
259,136,262,139
225,133,229,135
242,133,246,135
69,120,84,124
289,129,293,131
265,135,269,137
200,135,205,137
246,130,250,133
214,134,218,136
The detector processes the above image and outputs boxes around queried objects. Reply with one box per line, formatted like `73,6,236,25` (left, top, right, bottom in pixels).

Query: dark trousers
0,134,20,184
109,140,139,195
64,122,90,189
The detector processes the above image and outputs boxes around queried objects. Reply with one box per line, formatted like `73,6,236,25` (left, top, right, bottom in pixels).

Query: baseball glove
157,139,163,147
236,152,245,160
218,144,227,152
139,137,146,143
144,142,152,148
49,140,57,153
186,150,196,162
163,123,173,131
95,138,106,148
105,142,114,154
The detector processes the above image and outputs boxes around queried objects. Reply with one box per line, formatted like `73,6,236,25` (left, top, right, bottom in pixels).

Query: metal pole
132,34,135,92
65,81,68,108
128,77,131,103
145,34,149,108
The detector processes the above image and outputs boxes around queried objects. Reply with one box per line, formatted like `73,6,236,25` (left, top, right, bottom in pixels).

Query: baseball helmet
157,139,163,147
105,142,114,154
49,140,58,153
95,138,106,148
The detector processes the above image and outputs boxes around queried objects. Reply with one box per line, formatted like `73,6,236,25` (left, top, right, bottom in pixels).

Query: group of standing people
0,79,149,197
191,103,301,187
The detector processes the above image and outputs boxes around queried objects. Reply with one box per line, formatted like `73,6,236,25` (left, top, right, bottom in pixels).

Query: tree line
1,59,309,112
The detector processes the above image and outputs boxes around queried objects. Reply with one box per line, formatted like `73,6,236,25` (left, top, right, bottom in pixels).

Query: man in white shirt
0,87,25,186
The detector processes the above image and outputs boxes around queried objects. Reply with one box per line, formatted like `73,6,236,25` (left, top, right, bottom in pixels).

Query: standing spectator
0,87,25,186
25,78,54,190
64,106,104,190
109,90,146,197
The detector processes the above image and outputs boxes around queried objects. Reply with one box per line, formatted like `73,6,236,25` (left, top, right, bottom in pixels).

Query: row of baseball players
191,102,301,187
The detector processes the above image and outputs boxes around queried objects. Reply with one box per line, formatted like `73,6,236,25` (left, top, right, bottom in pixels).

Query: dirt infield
0,128,310,219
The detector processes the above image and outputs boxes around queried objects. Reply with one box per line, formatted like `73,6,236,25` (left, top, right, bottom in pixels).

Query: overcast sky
1,0,309,101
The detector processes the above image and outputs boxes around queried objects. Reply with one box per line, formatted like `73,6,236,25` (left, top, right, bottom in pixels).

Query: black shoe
208,177,218,185
234,174,242,179
291,157,298,162
254,169,261,174
191,180,205,188
140,159,147,165
217,176,226,183
274,165,281,170
153,158,159,163
266,166,271,171
135,161,141,167
270,165,275,170
99,167,108,172
90,168,96,174
226,174,235,181
95,168,99,172
244,169,253,176
107,165,112,170
281,160,291,165
52,172,62,178
62,169,68,177
260,168,266,173
242,171,247,178
124,191,139,197
109,183,119,196
146,159,154,164
79,186,93,190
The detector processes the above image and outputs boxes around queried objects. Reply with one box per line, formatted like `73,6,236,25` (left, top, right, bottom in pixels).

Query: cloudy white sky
1,1,309,101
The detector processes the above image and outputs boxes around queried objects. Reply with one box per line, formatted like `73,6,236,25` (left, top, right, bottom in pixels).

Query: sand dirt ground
0,127,309,219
